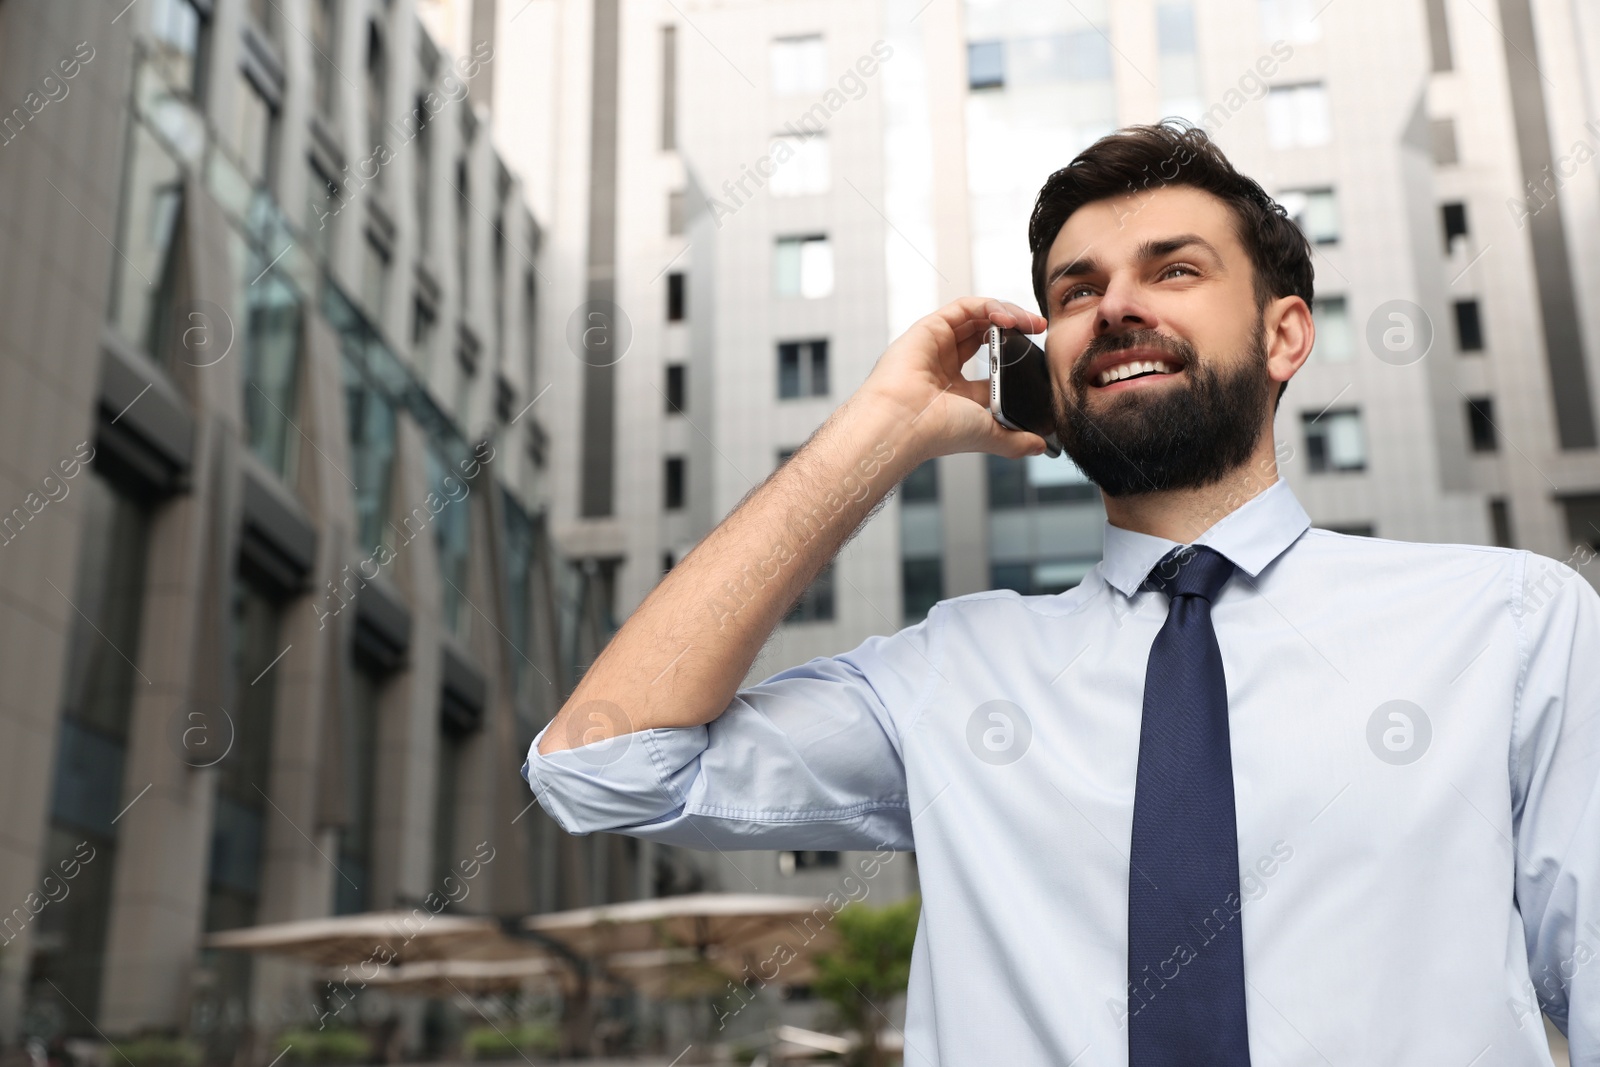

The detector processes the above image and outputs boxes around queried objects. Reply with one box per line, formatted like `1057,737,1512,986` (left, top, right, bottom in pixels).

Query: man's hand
859,296,1052,462
534,297,1050,756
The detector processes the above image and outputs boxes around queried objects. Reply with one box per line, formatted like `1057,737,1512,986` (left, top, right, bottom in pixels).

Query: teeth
1096,360,1176,386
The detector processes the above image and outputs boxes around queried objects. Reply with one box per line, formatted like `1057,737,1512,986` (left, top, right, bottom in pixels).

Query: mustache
1074,328,1198,384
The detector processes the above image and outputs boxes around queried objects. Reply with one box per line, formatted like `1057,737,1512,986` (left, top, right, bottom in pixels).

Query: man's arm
537,296,1050,756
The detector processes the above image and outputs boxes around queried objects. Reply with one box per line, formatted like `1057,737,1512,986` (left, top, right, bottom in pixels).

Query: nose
1094,275,1156,338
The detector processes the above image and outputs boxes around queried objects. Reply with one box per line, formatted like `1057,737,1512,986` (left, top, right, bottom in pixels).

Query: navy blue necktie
1127,545,1251,1065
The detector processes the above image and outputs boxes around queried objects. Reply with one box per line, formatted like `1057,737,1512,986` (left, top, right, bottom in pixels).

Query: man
526,123,1599,1064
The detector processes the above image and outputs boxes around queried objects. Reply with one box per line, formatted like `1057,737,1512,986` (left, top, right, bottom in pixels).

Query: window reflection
242,265,303,480
107,122,184,363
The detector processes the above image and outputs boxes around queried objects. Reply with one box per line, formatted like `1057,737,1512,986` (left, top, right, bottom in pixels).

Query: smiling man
525,123,1599,1064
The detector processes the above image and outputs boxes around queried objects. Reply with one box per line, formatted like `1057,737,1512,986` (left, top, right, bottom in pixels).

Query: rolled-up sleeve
1510,551,1600,1059
521,607,944,852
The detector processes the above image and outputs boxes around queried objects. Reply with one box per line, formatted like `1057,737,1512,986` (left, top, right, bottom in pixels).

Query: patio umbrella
204,909,546,966
352,955,570,998
524,889,851,991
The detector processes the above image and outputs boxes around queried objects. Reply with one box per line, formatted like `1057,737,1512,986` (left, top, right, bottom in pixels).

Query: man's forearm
537,393,929,754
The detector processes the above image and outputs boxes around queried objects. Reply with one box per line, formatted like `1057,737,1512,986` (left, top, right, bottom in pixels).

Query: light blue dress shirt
524,477,1600,1065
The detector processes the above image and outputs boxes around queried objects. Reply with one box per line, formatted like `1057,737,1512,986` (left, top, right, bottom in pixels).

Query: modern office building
0,0,602,1059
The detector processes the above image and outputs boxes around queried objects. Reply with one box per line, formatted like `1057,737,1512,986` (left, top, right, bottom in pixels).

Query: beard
1051,318,1271,499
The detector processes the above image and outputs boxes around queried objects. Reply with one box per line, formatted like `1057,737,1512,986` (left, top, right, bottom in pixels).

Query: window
902,459,938,502
1259,0,1322,43
902,559,943,621
362,231,390,320
1454,299,1484,351
307,165,340,261
667,272,686,321
1265,83,1330,148
664,456,685,509
1323,523,1375,536
1302,409,1366,473
1156,2,1201,120
785,563,835,623
1488,497,1514,547
775,235,833,298
412,294,437,367
661,26,677,149
1465,397,1497,452
414,95,433,252
455,158,470,296
668,189,686,235
242,270,303,479
335,660,383,915
771,35,827,95
768,134,830,197
311,0,339,116
968,40,1004,89
986,453,1095,508
778,850,841,874
1430,118,1459,165
248,0,277,40
365,22,387,185
1441,202,1468,250
1425,0,1453,71
665,363,686,413
234,72,277,189
1280,188,1339,244
151,0,208,98
778,340,829,399
1311,297,1353,362
662,551,675,574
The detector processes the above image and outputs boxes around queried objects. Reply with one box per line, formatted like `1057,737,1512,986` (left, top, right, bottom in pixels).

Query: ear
1263,295,1313,391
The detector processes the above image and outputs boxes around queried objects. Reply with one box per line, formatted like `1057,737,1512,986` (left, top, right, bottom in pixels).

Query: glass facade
240,261,304,480
26,471,151,1039
334,661,383,915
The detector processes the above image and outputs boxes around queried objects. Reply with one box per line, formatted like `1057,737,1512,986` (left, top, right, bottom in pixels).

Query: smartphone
988,325,1063,458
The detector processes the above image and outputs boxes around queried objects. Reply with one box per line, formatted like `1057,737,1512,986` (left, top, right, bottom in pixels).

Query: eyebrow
1043,233,1223,294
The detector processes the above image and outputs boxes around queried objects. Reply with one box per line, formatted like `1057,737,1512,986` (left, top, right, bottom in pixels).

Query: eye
1159,263,1199,281
1059,283,1097,307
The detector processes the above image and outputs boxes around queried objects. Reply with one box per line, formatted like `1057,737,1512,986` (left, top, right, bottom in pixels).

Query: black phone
987,325,1063,458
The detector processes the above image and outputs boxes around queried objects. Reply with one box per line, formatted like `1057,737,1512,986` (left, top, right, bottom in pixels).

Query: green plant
812,895,920,1067
108,1036,202,1067
463,1022,559,1060
274,1026,373,1064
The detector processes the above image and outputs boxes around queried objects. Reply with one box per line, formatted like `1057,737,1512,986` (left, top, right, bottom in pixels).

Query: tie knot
1143,544,1236,603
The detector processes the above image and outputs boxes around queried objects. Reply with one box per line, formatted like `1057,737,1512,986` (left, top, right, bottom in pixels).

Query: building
0,0,596,1058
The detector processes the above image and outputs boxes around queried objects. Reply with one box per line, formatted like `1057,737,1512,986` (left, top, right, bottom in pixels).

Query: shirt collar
1097,476,1312,598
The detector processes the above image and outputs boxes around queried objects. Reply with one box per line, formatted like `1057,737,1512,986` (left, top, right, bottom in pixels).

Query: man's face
1038,186,1281,498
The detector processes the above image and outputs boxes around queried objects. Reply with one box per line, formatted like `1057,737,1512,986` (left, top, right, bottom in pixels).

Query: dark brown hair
1028,121,1313,404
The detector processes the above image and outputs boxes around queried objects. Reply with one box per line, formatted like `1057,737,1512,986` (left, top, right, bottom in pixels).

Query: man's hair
1027,121,1313,406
